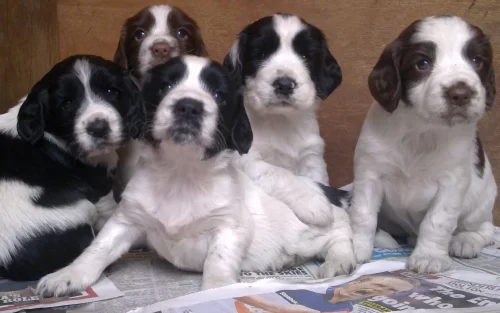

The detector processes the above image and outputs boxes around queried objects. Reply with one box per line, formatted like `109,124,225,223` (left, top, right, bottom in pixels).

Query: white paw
318,253,357,278
37,264,99,298
407,250,452,274
353,234,373,264
449,233,484,259
201,275,238,290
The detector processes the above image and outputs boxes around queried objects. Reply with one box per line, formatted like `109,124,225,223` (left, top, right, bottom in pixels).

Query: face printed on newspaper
162,270,500,313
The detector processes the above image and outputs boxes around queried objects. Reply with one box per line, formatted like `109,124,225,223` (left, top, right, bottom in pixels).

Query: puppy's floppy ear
17,87,48,145
229,90,253,155
368,41,402,113
485,66,496,109
113,29,128,69
126,93,146,140
223,35,246,87
317,40,342,99
194,30,209,57
123,75,143,139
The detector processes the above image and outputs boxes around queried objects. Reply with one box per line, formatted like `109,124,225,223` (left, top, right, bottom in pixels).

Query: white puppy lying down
36,55,356,297
350,16,497,273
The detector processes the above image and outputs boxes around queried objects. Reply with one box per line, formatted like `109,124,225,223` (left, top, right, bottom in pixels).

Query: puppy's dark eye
214,91,226,104
158,82,172,95
471,56,483,69
107,88,119,98
60,99,74,110
177,28,188,40
134,29,146,40
416,59,431,71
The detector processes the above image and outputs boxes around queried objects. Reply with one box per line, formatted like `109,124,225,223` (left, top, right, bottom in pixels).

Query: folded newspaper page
0,275,122,313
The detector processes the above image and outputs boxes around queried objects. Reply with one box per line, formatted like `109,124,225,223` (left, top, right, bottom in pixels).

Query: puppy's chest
377,136,471,231
136,169,235,235
252,127,314,171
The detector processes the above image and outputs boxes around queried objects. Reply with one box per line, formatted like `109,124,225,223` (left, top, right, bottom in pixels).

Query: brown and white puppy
114,4,208,84
113,5,208,200
349,16,497,274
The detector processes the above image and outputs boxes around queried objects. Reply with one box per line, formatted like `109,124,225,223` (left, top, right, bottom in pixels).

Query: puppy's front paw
201,276,238,291
353,234,373,264
319,254,357,278
449,232,484,259
407,250,452,274
37,265,99,298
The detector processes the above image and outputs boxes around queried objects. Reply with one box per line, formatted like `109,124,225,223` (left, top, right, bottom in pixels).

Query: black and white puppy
223,14,353,228
0,55,138,281
113,4,208,200
36,56,355,297
350,16,497,273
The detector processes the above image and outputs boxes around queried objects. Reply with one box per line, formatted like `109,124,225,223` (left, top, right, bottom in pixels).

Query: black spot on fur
0,133,113,207
474,135,485,177
0,224,93,281
316,183,351,208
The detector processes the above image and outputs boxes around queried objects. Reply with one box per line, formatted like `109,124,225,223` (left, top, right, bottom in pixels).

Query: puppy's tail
317,183,351,209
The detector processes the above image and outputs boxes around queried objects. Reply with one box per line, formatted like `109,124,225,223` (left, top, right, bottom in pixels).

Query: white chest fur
246,107,324,173
120,142,241,270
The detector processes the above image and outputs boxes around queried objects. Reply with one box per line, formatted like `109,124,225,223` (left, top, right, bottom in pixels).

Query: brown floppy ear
194,30,209,57
368,41,402,113
113,29,128,69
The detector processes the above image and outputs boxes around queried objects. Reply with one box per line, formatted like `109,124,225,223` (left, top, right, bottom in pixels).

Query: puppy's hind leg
316,207,357,278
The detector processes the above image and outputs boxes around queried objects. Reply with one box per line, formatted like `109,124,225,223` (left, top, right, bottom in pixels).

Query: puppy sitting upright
113,4,208,199
37,56,356,297
350,16,497,273
0,55,138,281
223,14,351,228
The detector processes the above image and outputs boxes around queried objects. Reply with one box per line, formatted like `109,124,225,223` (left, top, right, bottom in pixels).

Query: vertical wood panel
54,0,500,224
0,0,59,113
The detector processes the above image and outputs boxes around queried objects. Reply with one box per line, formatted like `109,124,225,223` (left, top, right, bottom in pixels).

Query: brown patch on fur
465,25,496,109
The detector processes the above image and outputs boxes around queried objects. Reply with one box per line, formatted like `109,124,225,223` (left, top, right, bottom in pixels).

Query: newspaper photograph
0,275,122,313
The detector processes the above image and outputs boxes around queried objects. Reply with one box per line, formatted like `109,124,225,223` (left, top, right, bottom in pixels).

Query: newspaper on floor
130,260,500,313
129,228,500,313
0,275,122,313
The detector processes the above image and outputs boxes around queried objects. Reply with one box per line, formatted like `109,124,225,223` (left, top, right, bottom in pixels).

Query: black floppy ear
113,29,128,69
223,35,246,87
229,91,253,155
368,41,402,113
123,75,143,139
485,66,496,109
17,89,47,145
126,93,146,140
317,40,343,99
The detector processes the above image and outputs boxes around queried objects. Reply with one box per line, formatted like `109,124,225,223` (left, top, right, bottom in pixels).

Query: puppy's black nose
272,76,297,96
86,118,110,138
446,82,473,106
174,98,204,118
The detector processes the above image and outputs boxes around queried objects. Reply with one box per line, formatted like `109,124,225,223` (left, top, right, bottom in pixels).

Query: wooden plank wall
3,0,500,223
0,0,59,112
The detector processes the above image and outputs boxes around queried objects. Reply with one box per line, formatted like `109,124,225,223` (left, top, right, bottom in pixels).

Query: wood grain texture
56,0,500,223
0,0,59,112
